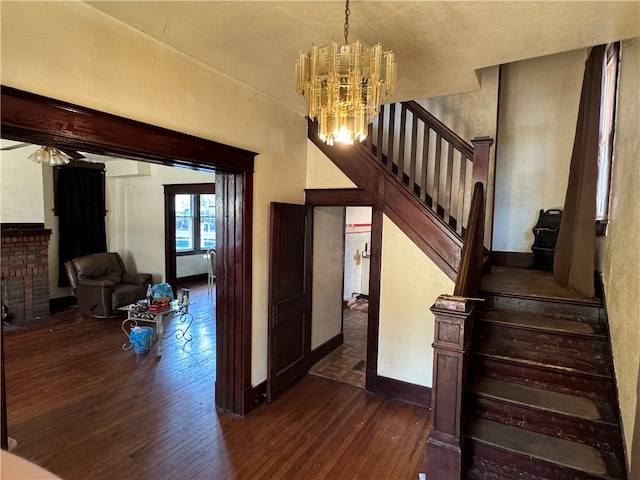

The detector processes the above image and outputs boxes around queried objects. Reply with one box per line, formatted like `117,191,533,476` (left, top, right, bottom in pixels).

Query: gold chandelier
296,0,396,146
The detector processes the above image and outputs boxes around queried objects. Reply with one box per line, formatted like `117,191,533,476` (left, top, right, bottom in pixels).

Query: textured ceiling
86,1,640,114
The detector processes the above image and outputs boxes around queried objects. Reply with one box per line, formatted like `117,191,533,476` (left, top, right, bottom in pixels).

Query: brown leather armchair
64,252,152,318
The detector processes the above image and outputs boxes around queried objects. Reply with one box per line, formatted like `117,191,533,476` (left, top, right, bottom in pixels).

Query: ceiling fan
0,142,85,165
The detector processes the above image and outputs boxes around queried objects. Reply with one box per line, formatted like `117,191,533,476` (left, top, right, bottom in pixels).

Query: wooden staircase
307,101,494,281
309,102,628,478
464,267,627,480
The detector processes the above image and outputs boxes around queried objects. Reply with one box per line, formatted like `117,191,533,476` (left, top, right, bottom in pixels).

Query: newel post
471,136,494,251
426,295,477,480
470,136,493,193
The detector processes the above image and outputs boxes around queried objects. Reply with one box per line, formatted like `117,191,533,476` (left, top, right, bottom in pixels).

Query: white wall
493,49,587,252
311,206,344,350
378,215,454,386
598,38,640,474
1,1,307,386
105,160,214,281
0,142,45,223
343,207,372,299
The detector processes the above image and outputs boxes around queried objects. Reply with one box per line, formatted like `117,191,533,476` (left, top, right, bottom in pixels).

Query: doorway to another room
309,206,372,389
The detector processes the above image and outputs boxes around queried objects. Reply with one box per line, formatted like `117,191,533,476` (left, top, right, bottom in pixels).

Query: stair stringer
308,118,462,281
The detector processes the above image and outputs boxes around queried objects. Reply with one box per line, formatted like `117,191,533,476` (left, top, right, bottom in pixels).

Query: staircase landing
481,266,600,304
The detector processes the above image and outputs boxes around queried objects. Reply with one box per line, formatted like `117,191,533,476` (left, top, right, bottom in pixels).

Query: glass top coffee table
120,300,192,357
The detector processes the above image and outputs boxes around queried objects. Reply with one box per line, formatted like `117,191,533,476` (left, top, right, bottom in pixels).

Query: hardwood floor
3,284,429,479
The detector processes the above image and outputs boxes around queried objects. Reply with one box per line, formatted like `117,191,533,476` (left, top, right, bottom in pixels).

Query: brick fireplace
1,223,51,324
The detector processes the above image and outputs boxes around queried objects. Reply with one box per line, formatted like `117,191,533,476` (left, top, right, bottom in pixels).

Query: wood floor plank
3,283,429,479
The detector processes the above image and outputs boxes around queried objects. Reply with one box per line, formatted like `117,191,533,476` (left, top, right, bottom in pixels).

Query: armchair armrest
123,273,152,286
77,278,117,288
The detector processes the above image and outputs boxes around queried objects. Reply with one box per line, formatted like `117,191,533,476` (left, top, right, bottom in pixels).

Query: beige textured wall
493,48,587,252
1,1,307,386
598,38,640,475
311,207,345,350
305,141,357,189
417,66,499,144
417,66,499,246
378,215,454,387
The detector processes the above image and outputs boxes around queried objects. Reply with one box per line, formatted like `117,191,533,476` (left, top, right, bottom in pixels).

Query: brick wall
1,224,51,323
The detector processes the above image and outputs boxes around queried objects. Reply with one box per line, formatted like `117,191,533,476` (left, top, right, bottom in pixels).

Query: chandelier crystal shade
28,146,70,166
295,2,396,146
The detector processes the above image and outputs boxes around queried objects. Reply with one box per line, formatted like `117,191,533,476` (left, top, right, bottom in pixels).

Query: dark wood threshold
310,332,344,366
366,368,432,408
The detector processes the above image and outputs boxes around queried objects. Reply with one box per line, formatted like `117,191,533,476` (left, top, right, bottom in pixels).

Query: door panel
267,203,313,402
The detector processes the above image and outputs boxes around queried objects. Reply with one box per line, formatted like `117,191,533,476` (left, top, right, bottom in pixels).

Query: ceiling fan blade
57,147,86,160
0,142,32,151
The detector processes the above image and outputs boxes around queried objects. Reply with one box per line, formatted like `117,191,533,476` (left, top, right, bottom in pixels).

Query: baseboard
243,381,267,415
176,273,208,285
491,251,533,268
310,332,344,366
241,334,343,416
49,295,77,314
366,369,431,408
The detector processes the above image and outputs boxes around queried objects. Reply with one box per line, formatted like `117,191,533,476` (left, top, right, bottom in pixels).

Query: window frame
595,41,620,235
164,183,216,256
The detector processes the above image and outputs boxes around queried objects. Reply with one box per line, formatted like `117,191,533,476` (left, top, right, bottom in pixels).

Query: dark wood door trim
303,187,385,398
1,86,255,172
215,172,254,414
365,203,384,391
163,183,216,294
1,86,255,417
1,323,7,450
304,188,372,206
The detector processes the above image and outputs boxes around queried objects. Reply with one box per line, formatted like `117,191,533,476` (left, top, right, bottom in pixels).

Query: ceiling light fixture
296,0,396,146
28,146,70,166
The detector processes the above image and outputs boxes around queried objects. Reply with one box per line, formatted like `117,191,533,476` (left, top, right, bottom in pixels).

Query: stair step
473,337,612,378
471,377,610,421
481,309,606,336
467,418,623,479
472,354,616,402
468,377,623,454
482,291,604,323
477,310,610,356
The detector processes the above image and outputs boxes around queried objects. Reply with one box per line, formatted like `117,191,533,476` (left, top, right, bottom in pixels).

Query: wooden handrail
454,182,485,297
403,101,474,159
369,102,493,241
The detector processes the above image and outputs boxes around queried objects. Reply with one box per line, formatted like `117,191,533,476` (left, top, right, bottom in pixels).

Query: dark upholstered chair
64,252,152,318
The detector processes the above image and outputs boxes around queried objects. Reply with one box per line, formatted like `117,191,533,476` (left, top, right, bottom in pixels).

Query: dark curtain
553,45,605,298
56,166,107,287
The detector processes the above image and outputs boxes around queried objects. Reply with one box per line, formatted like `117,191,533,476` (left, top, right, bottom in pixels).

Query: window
175,193,216,253
595,42,620,231
164,184,216,255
